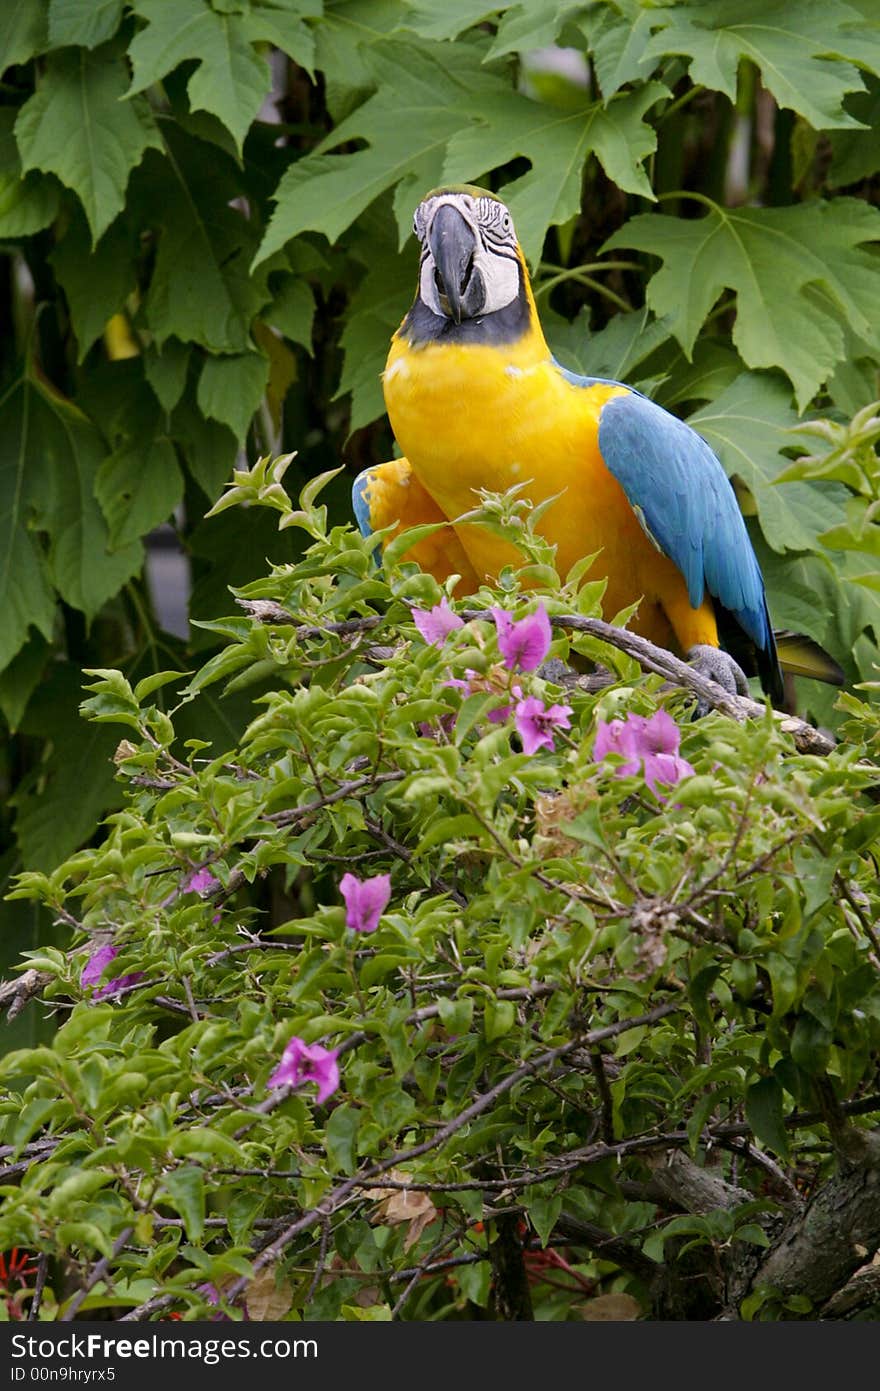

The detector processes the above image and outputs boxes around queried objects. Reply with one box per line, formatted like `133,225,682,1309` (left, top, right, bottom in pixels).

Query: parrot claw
686,645,749,716
537,657,580,689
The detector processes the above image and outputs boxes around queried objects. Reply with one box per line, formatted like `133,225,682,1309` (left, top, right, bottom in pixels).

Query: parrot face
412,189,522,323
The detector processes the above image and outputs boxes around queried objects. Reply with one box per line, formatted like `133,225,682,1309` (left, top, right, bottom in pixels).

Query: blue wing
557,367,773,656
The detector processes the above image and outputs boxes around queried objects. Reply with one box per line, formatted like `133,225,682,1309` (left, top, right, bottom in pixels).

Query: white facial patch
415,192,521,319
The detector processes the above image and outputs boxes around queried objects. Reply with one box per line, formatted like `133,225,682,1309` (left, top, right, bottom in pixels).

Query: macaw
353,185,836,702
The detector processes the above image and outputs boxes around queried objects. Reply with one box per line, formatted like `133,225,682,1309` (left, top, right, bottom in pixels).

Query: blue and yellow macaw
353,185,835,701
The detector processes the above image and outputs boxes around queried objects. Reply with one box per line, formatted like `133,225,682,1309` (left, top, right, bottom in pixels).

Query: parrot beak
429,203,480,323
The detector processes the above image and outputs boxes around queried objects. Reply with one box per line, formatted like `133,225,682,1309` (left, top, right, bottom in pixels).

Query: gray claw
687,644,749,715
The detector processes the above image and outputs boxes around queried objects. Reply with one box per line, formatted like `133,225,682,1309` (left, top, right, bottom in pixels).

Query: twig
60,1226,134,1322
28,1253,49,1321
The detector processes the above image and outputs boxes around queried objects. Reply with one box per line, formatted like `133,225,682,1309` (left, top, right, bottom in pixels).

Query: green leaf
14,43,162,243
0,633,49,731
172,375,240,500
29,381,143,616
96,435,182,551
828,76,880,187
137,122,270,353
255,39,510,266
485,0,590,59
643,0,879,130
325,1103,360,1174
606,198,880,409
686,373,847,554
197,351,270,442
443,81,666,265
0,373,62,671
48,0,124,48
0,108,59,237
50,206,137,361
0,0,48,72
144,340,192,414
336,209,417,430
545,305,672,386
267,276,316,354
744,1076,790,1159
160,1165,205,1241
484,998,515,1040
128,0,270,155
580,2,659,100
14,662,123,869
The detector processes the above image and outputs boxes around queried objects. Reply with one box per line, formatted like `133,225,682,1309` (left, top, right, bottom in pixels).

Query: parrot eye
501,212,512,233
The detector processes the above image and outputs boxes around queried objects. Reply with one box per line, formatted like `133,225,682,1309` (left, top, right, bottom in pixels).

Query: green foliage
1,470,880,1322
1,0,880,1140
5,10,878,1296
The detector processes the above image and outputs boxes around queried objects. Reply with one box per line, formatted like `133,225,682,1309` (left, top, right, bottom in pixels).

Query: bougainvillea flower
411,597,464,647
514,695,573,754
81,944,145,1000
491,603,552,672
268,1036,340,1103
185,867,221,895
339,872,392,933
80,944,118,989
593,710,694,797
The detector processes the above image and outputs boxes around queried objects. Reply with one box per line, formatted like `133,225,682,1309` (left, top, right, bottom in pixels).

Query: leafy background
2,0,880,1037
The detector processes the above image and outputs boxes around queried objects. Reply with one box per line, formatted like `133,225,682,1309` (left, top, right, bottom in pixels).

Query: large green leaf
686,373,847,554
0,375,62,674
47,0,124,49
136,124,271,353
336,210,418,431
12,663,123,872
82,363,184,549
643,0,880,131
605,197,880,409
14,43,162,244
544,305,673,384
50,207,137,361
0,0,48,73
128,0,269,155
828,77,880,187
0,108,59,238
197,350,270,442
254,39,512,265
35,389,143,617
442,81,666,265
578,1,659,99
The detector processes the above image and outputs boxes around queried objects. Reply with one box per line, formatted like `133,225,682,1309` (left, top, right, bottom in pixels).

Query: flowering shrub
1,462,880,1323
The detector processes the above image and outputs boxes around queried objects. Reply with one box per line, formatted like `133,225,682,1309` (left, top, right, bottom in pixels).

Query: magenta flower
593,710,694,797
514,695,573,755
411,597,464,648
268,1036,340,1103
339,871,392,933
81,944,145,1000
81,944,118,989
185,867,221,895
491,603,552,672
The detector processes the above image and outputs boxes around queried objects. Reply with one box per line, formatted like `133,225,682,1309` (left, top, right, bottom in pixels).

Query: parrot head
408,186,527,333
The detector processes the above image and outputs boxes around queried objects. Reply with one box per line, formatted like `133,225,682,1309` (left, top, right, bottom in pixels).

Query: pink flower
593,710,694,797
81,944,145,1000
491,603,551,672
81,944,118,989
411,598,463,647
339,872,391,933
268,1037,340,1103
185,867,220,895
514,696,573,755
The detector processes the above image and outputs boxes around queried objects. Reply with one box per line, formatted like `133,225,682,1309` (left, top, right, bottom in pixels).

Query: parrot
353,185,841,703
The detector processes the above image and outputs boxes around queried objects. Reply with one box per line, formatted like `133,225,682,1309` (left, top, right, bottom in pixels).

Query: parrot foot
537,657,580,690
686,644,749,715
